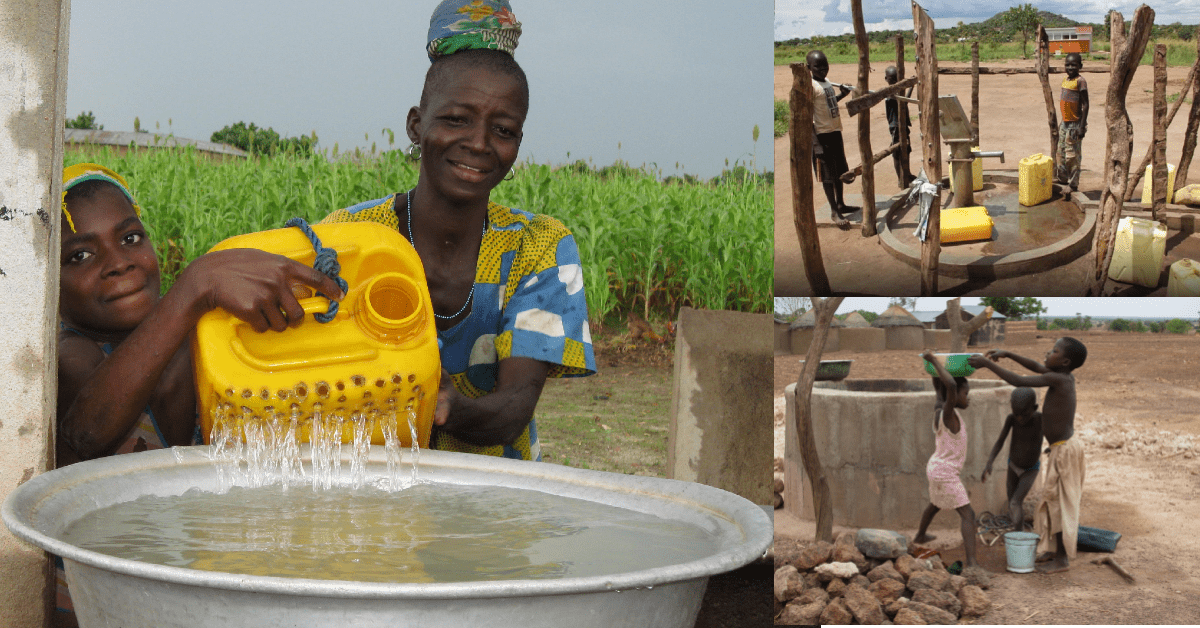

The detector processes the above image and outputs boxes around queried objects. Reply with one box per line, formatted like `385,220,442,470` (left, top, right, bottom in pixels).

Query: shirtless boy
969,337,1087,573
981,387,1043,531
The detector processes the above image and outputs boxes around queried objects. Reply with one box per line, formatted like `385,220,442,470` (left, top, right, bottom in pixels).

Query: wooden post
794,296,845,543
840,142,902,184
852,0,877,237
1110,11,1127,73
1036,25,1060,159
1151,43,1168,220
897,34,912,185
946,298,993,353
1125,40,1197,199
1089,6,1154,296
790,63,832,296
1176,30,1200,189
971,41,980,144
914,1,941,296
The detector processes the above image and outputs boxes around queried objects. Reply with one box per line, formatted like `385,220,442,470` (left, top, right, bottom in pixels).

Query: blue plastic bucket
1004,531,1040,573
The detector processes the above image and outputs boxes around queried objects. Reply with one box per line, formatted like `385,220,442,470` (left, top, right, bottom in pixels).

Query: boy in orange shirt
1056,53,1089,192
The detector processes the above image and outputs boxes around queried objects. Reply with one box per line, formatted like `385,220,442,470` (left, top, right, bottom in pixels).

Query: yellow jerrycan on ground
1018,153,1053,206
192,220,440,448
1140,163,1176,205
1168,259,1200,297
1107,216,1167,289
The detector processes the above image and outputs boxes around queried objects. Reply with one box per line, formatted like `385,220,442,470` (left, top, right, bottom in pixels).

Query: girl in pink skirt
914,350,980,569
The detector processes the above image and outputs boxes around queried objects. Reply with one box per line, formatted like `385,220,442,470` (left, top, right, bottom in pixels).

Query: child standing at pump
807,50,858,227
884,65,915,189
969,337,1087,573
981,387,1043,531
1056,53,1089,192
914,350,982,572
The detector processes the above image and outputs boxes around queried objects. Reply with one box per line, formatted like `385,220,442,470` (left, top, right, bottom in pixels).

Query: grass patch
535,364,672,477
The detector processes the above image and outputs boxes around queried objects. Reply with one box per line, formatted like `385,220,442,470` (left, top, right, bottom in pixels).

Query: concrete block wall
668,308,772,505
1,1,70,625
785,379,1013,530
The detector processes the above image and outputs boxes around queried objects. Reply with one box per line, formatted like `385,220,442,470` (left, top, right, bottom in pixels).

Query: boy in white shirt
807,50,856,227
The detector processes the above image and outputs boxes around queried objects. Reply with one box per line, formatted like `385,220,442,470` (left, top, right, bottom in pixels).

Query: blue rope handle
284,217,348,323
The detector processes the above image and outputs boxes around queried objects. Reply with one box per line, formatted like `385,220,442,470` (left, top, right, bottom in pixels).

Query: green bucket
921,353,979,377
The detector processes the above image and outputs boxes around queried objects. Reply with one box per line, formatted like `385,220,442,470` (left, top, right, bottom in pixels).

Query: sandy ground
774,59,1200,296
773,329,1200,624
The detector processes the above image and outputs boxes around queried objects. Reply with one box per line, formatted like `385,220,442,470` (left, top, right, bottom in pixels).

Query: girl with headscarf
321,0,595,461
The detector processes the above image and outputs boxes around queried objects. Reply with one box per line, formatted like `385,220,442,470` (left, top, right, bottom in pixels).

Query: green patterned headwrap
426,0,522,61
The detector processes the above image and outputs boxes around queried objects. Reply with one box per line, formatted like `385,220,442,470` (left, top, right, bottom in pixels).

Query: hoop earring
504,168,515,181
406,143,422,160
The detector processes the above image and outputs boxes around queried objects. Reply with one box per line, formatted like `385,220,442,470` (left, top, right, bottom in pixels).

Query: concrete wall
884,326,924,351
838,327,885,353
1,0,69,625
668,308,772,505
923,329,952,350
789,327,839,354
785,379,1013,530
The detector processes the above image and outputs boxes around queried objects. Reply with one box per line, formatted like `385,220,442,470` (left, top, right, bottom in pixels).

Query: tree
1004,3,1040,59
211,121,316,156
888,297,919,311
774,297,810,318
794,296,845,542
65,111,102,130
1166,318,1191,334
979,297,1046,320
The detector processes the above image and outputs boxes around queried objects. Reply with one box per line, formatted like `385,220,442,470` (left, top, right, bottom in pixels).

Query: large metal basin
4,446,770,628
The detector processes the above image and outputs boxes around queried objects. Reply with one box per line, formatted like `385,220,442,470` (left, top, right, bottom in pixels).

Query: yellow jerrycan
1140,163,1176,205
1018,153,1053,206
192,221,440,448
1107,216,1167,288
1168,259,1200,297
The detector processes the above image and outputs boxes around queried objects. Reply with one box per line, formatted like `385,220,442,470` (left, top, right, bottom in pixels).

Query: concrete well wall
668,308,772,505
838,327,885,352
923,329,952,350
884,326,924,351
784,379,1013,530
789,328,839,354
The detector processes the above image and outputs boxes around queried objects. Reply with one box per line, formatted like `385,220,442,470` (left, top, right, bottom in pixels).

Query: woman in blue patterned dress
321,0,595,460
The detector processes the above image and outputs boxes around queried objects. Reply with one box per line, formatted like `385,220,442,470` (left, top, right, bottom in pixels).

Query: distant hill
978,10,1079,29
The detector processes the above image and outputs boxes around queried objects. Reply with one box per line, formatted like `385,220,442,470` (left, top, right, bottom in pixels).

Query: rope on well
285,217,348,323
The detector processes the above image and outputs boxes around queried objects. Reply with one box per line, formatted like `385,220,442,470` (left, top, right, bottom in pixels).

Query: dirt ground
774,59,1200,296
773,330,1200,624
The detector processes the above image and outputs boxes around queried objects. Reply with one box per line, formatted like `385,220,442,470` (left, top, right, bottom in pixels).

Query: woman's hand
967,354,990,369
985,349,1007,362
434,368,462,426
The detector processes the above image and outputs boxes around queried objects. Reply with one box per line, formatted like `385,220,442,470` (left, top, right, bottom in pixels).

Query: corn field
66,147,771,325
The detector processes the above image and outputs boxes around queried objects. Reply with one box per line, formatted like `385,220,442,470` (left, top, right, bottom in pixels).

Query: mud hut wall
884,326,924,350
785,380,1013,529
774,321,791,354
789,328,840,354
924,329,952,350
837,327,886,352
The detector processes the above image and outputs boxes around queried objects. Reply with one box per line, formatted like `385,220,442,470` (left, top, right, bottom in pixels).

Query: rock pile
774,531,992,625
1075,414,1198,458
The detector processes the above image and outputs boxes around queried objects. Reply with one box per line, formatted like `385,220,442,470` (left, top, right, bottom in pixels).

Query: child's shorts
812,131,849,182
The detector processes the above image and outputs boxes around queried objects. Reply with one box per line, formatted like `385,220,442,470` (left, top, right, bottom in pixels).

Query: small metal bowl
801,359,853,381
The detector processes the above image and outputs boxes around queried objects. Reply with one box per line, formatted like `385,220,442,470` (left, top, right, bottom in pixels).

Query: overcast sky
775,0,1200,41
65,1,771,179
774,297,1200,318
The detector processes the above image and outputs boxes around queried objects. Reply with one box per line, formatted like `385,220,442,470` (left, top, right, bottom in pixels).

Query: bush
1166,318,1192,334
1108,318,1131,332
774,100,789,138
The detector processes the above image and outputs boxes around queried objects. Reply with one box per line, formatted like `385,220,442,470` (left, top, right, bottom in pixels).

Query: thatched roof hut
842,311,871,328
872,305,924,350
871,305,924,328
790,309,845,330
